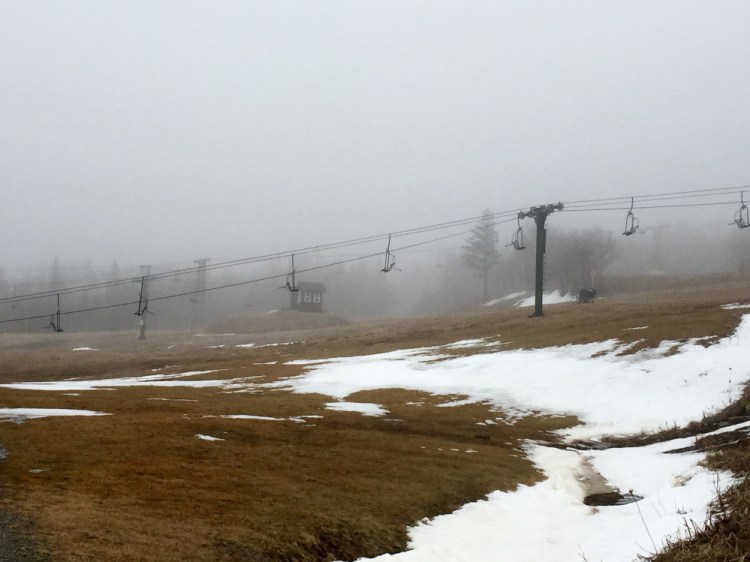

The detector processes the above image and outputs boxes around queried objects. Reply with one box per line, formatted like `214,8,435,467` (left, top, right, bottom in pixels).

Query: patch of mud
0,508,50,562
575,455,643,506
0,447,50,561
576,455,615,496
583,491,644,506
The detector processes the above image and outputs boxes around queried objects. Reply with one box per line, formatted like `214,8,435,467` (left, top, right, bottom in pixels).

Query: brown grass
649,427,750,562
210,309,349,335
1,275,750,561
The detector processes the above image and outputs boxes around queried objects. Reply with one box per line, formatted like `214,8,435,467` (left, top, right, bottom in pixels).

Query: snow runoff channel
269,315,750,562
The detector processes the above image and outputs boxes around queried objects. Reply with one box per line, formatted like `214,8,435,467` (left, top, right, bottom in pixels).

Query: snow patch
513,290,577,308
0,371,225,391
216,414,283,421
274,316,750,441
360,434,735,562
196,434,224,441
326,402,388,416
0,408,109,422
484,291,527,307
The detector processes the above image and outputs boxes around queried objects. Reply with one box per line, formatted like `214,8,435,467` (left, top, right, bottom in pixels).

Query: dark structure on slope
290,282,326,313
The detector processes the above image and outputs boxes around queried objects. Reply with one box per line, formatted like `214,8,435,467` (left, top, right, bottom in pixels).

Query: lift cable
0,211,519,305
562,200,740,213
381,234,399,272
562,183,750,206
2,183,749,307
0,219,514,326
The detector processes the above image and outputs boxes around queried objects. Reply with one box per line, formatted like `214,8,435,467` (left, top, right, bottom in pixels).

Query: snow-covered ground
484,290,578,308
0,370,227,391
273,322,749,441
263,315,750,561
362,427,742,562
513,290,578,308
484,291,527,307
0,408,108,422
3,313,750,560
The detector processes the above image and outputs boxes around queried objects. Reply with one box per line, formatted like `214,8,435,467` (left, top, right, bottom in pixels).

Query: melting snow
325,402,388,416
0,408,109,422
207,414,322,424
196,434,224,441
0,371,226,391
277,318,750,441
262,315,750,562
360,433,735,562
443,339,503,350
513,290,577,308
484,291,527,306
216,414,283,421
4,311,750,561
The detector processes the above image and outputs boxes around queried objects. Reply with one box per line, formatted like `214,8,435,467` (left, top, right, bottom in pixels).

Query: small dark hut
290,282,326,313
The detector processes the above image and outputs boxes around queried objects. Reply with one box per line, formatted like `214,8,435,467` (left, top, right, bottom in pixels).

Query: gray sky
2,1,749,272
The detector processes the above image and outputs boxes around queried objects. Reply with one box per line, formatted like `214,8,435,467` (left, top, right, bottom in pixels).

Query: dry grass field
1,275,750,561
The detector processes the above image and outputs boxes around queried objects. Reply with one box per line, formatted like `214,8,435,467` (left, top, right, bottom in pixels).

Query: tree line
0,211,748,333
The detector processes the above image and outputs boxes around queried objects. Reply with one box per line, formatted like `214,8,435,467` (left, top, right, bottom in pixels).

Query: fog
2,2,750,330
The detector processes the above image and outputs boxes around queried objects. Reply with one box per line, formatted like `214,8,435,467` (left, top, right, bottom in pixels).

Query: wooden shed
290,282,326,313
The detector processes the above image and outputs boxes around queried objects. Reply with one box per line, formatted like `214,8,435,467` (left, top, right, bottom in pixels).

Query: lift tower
518,202,564,317
138,265,151,339
191,258,210,333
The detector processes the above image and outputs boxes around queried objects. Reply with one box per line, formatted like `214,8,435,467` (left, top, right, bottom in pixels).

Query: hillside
0,276,749,561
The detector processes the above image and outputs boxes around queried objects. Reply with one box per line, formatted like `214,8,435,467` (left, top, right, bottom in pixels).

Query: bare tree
547,227,618,294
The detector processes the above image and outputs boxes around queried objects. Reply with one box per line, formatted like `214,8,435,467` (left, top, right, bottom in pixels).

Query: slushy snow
265,313,750,562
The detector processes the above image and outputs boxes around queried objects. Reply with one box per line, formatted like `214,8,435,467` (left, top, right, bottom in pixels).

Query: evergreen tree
462,209,501,301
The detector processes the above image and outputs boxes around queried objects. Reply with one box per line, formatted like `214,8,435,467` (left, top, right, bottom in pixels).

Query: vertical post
519,203,563,318
139,265,151,340
191,258,210,333
532,212,547,317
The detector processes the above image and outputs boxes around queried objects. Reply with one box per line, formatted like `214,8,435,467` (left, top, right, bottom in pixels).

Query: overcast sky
2,1,749,273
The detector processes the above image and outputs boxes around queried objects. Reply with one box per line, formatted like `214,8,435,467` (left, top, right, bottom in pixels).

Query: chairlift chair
284,273,299,292
623,197,642,236
733,192,750,229
381,234,400,272
47,294,63,332
281,255,299,292
382,253,398,273
506,215,526,250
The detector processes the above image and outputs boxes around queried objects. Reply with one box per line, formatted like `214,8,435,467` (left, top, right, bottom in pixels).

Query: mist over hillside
2,218,748,334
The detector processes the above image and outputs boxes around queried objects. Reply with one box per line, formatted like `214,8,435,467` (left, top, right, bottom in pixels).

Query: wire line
2,182,749,326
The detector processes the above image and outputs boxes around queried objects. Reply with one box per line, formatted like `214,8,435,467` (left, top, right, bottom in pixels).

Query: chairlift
623,197,642,236
505,214,526,250
46,294,63,333
732,192,750,229
381,234,400,272
281,254,299,292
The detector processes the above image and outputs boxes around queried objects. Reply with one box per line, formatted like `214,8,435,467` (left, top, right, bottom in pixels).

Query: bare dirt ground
1,275,750,561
